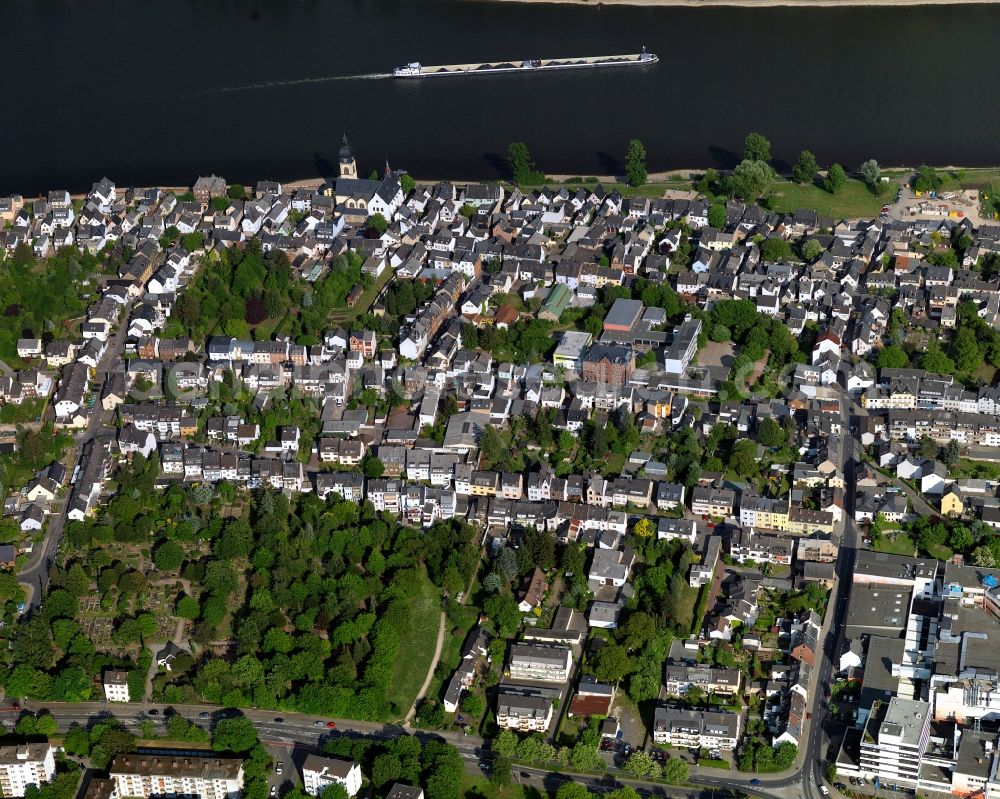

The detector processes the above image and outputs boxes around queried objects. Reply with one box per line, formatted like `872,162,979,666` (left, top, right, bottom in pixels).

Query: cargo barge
393,48,657,79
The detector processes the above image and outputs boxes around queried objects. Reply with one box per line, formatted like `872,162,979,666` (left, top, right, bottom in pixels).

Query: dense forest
0,245,97,363
1,456,481,721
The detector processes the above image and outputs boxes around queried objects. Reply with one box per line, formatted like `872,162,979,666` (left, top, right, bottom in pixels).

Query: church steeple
338,133,357,180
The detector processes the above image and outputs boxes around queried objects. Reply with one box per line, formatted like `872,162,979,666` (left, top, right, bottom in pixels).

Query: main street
17,701,796,799
19,298,134,611
785,386,864,799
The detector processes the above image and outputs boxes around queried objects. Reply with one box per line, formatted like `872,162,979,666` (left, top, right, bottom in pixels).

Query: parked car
276,762,284,775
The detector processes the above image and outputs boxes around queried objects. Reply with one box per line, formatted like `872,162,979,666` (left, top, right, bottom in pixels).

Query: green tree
400,174,416,195
792,150,818,184
367,213,389,236
743,132,772,163
153,540,185,572
726,159,774,200
757,417,788,448
490,756,512,788
941,440,962,468
876,345,909,370
801,239,823,262
483,593,521,639
952,326,982,373
729,439,759,479
708,204,727,230
760,237,793,262
623,751,660,779
176,595,200,620
212,715,259,754
624,139,647,187
508,142,540,185
493,728,518,757
555,784,594,799
824,163,846,194
774,742,797,769
662,757,690,783
66,563,90,597
921,346,956,376
860,159,881,191
593,643,634,683
912,164,943,193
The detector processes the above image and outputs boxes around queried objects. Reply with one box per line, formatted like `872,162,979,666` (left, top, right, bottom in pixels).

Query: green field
329,265,395,325
388,574,442,718
768,177,893,219
461,773,539,799
873,533,917,557
427,603,480,710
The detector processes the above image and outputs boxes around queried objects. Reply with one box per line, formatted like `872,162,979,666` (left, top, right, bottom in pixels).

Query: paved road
14,701,797,799
18,303,133,611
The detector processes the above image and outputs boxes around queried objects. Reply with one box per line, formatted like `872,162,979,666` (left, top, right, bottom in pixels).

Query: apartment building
301,755,362,798
496,692,554,733
109,753,244,799
663,666,742,697
858,698,930,789
507,643,573,683
651,708,741,750
0,744,56,798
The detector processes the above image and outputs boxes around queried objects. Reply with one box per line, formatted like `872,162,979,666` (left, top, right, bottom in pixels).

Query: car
276,762,284,775
199,712,210,718
147,709,159,716
749,779,761,786
327,721,337,728
521,773,531,779
273,717,284,723
820,787,829,796
313,721,326,727
270,788,276,798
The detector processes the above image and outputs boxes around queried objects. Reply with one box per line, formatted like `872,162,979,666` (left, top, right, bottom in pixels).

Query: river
2,0,1000,194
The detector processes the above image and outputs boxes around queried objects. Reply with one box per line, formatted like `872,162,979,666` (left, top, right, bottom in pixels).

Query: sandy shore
486,0,1000,7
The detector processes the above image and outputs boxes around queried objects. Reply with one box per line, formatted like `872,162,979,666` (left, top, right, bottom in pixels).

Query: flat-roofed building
651,708,740,750
109,753,244,799
663,665,742,697
553,331,593,371
858,698,930,789
496,692,554,732
507,643,573,683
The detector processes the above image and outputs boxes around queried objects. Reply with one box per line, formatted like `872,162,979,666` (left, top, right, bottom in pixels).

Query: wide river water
3,0,1000,194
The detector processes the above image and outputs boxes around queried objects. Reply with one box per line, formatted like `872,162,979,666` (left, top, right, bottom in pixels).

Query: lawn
767,177,892,219
388,573,442,719
427,602,480,710
873,533,917,557
927,543,954,561
460,774,536,799
329,265,394,325
950,458,1000,480
515,178,692,200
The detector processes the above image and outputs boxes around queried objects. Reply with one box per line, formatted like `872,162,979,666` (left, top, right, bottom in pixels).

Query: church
322,134,404,221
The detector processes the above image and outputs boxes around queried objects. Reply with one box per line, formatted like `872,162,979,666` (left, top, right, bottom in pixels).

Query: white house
301,755,362,798
103,670,130,702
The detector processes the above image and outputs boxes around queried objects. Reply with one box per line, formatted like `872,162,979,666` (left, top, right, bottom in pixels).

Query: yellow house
941,489,964,517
